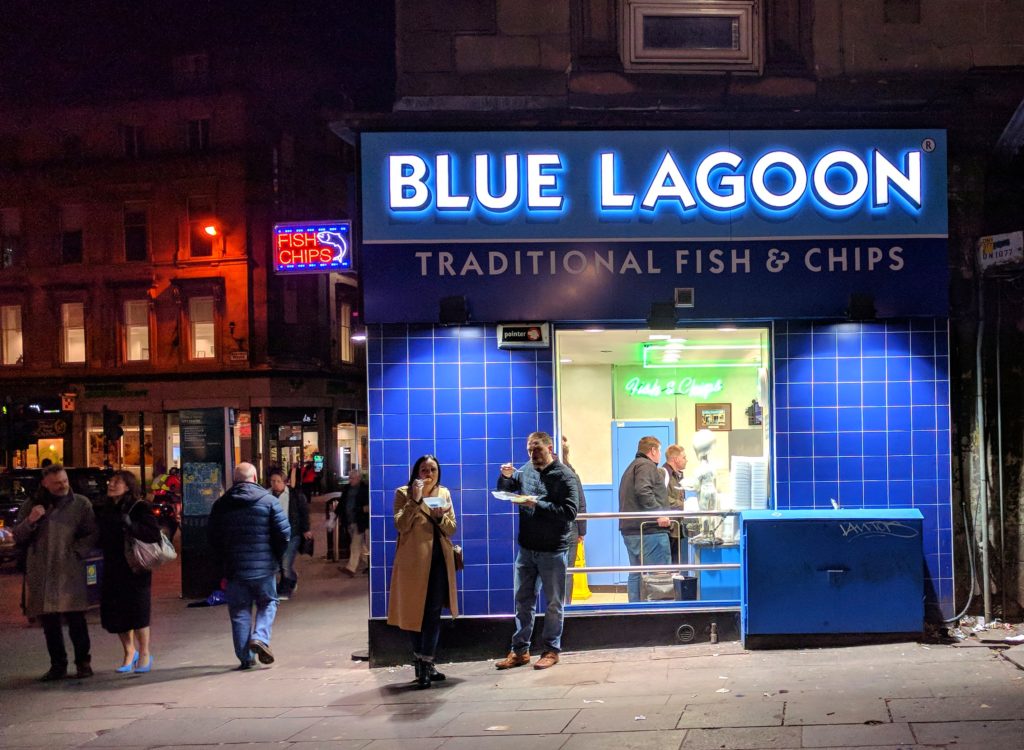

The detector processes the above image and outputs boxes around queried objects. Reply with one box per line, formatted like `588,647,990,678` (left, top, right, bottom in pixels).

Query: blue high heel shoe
116,652,139,674
134,655,154,673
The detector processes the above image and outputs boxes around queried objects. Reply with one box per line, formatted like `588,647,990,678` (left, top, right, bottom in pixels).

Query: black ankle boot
425,661,446,682
413,659,431,689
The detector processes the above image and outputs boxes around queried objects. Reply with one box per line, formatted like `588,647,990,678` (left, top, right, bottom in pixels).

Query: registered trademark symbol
922,138,936,152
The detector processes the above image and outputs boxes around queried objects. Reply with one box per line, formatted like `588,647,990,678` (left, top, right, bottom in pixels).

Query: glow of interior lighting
203,224,219,236
559,358,573,364
351,332,367,342
584,327,605,333
717,325,737,331
648,334,671,340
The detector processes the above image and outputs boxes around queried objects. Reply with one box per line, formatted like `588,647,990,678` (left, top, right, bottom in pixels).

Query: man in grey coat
618,436,671,602
13,464,99,681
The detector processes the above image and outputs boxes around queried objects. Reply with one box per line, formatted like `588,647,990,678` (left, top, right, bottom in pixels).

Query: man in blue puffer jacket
208,463,291,670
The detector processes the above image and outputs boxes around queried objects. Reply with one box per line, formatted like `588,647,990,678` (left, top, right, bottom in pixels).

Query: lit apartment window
124,300,150,362
621,0,763,74
124,203,149,261
339,301,353,363
189,296,215,359
61,302,86,364
188,118,210,151
1,305,23,365
122,124,144,158
1,207,20,268
188,196,215,257
60,205,84,264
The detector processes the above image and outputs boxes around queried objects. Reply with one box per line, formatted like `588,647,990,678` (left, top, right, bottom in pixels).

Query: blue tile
382,440,410,467
460,513,488,540
488,540,516,565
911,381,936,406
813,431,838,456
410,440,435,461
812,357,837,383
887,431,912,455
789,382,813,407
511,363,537,387
460,413,486,438
382,338,408,363
489,589,515,615
434,337,459,362
775,483,791,506
434,438,462,464
812,408,838,432
790,407,813,431
485,412,513,438
836,330,861,357
408,363,434,388
367,337,383,365
433,363,459,388
459,334,486,362
789,358,814,383
838,457,863,481
914,479,939,504
486,438,516,465
790,457,813,482
367,363,384,389
408,414,434,440
862,481,888,506
382,414,408,439
863,457,887,481
887,406,911,431
838,432,863,456
886,330,911,353
863,407,886,431
368,389,384,413
788,331,812,355
511,387,539,413
861,382,886,407
435,414,460,438
441,464,461,489
911,406,936,430
789,433,814,457
862,332,886,355
910,330,936,356
774,408,789,432
408,337,434,362
887,357,911,381
812,383,837,407
485,362,511,387
382,388,409,415
837,481,864,507
912,431,937,456
910,356,937,381
774,360,789,385
863,432,887,456
513,412,540,437
836,358,862,383
408,389,435,415
862,358,887,382
837,407,863,432
913,455,938,480
463,590,489,615
485,388,512,413
813,457,838,481
460,364,485,388
889,480,913,504
461,388,486,413
811,331,837,356
435,388,460,414
462,489,490,515
408,326,433,339
462,463,488,490
538,389,555,412
382,364,409,389
462,439,487,464
461,564,488,590
383,465,408,489
485,340,511,362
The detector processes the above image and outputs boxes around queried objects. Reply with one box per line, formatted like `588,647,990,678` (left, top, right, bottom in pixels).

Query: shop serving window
1,304,22,365
556,326,770,610
189,296,216,359
621,0,763,74
124,300,150,362
60,302,86,364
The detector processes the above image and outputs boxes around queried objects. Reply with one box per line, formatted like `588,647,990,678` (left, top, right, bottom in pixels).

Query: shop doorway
557,326,771,607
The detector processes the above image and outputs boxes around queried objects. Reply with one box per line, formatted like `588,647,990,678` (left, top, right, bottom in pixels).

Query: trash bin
84,550,103,607
673,574,698,601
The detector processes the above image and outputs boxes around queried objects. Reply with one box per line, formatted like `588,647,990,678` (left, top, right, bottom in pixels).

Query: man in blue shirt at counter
494,431,579,670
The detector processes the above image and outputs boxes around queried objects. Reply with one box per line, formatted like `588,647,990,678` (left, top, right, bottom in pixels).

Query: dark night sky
0,1,395,110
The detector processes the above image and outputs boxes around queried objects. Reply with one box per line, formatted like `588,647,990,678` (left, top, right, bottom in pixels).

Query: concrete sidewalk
2,541,1023,748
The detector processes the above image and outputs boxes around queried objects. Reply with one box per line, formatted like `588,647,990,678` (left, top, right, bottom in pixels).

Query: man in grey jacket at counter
618,436,671,602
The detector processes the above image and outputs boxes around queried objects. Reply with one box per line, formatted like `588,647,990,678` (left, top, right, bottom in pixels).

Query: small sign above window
622,0,763,74
497,323,550,349
273,221,352,275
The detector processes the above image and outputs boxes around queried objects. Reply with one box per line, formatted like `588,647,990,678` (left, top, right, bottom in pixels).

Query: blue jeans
280,535,301,594
226,575,279,665
622,532,670,602
511,547,568,655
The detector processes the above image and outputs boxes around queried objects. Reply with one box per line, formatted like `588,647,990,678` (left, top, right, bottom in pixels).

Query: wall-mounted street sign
497,322,550,349
978,231,1023,271
273,220,352,274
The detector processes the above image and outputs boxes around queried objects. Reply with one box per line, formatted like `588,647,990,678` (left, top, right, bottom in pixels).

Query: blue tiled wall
367,324,555,619
773,320,953,617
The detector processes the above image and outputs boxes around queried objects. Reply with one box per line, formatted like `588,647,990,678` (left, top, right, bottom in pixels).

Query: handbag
124,501,178,574
451,544,464,571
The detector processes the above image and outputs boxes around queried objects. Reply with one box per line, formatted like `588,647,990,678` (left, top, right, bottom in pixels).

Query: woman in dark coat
98,470,162,673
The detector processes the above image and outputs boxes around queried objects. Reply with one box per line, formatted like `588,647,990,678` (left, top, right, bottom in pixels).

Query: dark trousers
325,526,337,561
409,543,448,660
39,611,90,668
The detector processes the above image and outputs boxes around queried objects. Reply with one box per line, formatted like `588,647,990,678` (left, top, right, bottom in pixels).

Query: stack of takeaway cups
750,458,770,510
731,457,752,512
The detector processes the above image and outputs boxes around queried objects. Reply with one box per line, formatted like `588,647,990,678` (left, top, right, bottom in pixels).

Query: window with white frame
1,304,23,365
339,301,353,363
621,0,763,74
189,296,215,359
124,300,150,362
61,302,86,363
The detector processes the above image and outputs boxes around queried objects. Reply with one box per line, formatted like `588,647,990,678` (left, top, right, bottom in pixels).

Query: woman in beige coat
387,454,458,689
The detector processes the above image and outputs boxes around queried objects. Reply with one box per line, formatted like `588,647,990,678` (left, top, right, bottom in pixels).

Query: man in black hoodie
208,463,290,669
494,431,578,671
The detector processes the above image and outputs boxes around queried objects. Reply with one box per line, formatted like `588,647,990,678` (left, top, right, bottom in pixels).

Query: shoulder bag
416,498,463,571
124,501,178,574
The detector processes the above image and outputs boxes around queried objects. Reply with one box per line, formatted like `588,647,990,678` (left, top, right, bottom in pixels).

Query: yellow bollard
571,537,592,600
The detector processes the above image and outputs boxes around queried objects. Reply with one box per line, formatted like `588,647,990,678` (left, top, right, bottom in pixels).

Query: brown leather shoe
494,651,530,670
533,651,559,669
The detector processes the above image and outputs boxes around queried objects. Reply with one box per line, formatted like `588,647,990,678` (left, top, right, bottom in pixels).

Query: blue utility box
740,509,924,648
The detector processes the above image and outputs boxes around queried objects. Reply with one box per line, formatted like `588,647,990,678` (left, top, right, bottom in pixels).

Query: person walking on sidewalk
387,455,459,689
97,471,162,674
340,468,369,577
12,464,99,681
268,468,311,599
494,431,578,671
208,463,290,670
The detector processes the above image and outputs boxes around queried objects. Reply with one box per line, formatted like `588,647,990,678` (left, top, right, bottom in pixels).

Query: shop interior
557,326,771,607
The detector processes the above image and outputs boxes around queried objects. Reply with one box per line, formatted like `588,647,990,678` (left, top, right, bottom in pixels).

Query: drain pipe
995,280,1006,619
975,275,991,622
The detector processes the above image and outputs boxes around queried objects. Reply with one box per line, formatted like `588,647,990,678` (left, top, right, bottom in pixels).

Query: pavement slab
79,717,230,747
680,725,803,748
911,718,1024,746
442,736,570,750
782,695,891,725
562,706,684,733
889,694,1024,722
800,721,917,747
560,729,686,750
673,697,785,728
193,716,322,743
431,708,579,736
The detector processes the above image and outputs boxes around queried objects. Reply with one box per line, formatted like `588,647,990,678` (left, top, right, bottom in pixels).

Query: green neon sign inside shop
624,376,724,399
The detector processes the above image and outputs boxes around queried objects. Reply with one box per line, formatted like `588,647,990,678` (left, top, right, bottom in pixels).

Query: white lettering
460,253,483,275
415,251,432,275
874,151,922,208
435,153,470,210
526,153,564,210
475,153,519,211
646,250,662,274
696,151,745,210
889,245,904,270
641,152,698,211
439,252,455,276
751,151,807,209
805,247,822,272
813,150,869,208
708,249,725,274
732,248,751,273
489,252,508,274
389,155,429,210
620,251,642,274
600,152,635,209
564,250,588,274
676,249,690,273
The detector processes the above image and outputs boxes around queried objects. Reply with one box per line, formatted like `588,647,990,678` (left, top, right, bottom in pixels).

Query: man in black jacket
619,436,671,602
494,431,578,671
340,468,369,576
208,463,290,669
